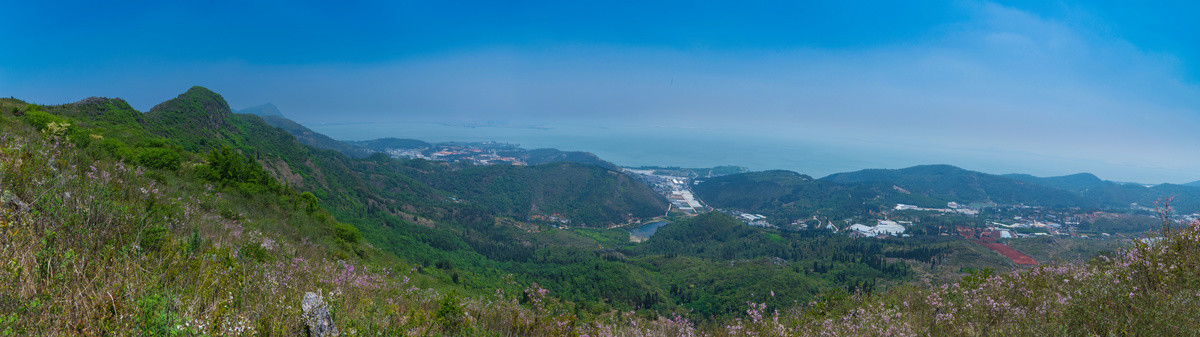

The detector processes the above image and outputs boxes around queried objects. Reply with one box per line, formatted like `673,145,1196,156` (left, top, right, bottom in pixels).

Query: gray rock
301,292,338,337
1,191,29,212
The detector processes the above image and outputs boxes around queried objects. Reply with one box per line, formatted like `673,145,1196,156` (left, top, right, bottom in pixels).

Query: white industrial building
847,220,907,237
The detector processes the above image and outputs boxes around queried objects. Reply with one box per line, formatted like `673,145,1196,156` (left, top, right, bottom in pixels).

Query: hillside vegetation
694,170,946,223
1006,172,1200,213
8,88,931,325
3,89,681,313
4,90,1199,335
822,165,1094,208
698,165,1200,223
0,96,686,335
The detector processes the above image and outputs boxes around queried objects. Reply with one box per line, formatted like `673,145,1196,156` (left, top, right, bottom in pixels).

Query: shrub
65,127,94,147
197,146,279,193
219,208,243,221
240,242,270,262
136,137,170,148
299,192,320,214
137,293,182,335
331,222,361,244
185,227,203,256
135,147,182,171
99,137,134,159
20,110,62,131
139,225,170,252
435,292,465,334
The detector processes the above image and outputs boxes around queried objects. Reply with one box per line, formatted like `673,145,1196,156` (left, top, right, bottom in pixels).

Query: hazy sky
2,1,1198,183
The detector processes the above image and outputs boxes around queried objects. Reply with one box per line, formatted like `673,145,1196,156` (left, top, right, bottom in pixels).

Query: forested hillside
420,162,667,227
0,90,964,332
822,165,1093,207
694,170,944,223
12,87,940,323
13,88,682,309
1006,172,1200,212
5,89,1199,335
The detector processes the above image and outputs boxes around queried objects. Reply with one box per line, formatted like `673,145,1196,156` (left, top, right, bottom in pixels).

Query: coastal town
622,168,708,214
619,166,1168,266
375,145,1174,262
622,165,1176,247
380,141,529,166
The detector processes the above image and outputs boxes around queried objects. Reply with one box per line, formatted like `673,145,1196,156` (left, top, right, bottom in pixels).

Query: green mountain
45,96,145,126
693,170,946,224
509,148,620,171
424,163,666,226
142,86,236,152
1003,172,1108,192
821,164,1093,208
1005,172,1200,213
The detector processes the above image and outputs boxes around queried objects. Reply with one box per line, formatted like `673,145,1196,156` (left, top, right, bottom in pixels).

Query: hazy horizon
3,1,1198,183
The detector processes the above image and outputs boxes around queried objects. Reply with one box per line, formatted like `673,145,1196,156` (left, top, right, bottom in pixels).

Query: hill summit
821,164,1090,207
147,86,232,130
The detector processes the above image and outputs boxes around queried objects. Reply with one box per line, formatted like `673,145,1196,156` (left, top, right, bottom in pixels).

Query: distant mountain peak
238,103,284,117
1002,172,1106,192
67,96,137,115
71,96,130,107
1062,172,1102,180
151,86,231,114
903,164,966,173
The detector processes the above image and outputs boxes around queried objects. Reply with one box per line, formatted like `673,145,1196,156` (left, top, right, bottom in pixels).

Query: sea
307,121,1169,183
309,121,930,179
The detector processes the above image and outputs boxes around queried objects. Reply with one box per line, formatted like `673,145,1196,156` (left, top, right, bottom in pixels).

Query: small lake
629,221,670,239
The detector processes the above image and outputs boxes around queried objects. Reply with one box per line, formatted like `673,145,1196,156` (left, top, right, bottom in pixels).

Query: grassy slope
0,98,693,335
0,105,400,334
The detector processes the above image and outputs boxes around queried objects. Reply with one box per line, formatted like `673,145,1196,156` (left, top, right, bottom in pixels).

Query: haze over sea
310,121,1165,183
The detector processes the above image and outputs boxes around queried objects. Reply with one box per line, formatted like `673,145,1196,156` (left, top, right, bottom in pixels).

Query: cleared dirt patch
958,226,1037,265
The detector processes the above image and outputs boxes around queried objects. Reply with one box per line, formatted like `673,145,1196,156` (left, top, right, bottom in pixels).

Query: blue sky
2,1,1198,183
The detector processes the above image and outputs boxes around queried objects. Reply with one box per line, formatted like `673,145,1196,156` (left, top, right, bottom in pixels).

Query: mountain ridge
821,164,1092,207
237,103,284,117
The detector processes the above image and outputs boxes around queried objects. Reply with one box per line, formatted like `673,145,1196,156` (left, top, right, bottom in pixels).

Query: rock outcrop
301,292,338,337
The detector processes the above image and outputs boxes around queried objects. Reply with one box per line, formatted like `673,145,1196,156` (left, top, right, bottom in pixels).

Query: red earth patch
958,226,1037,265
